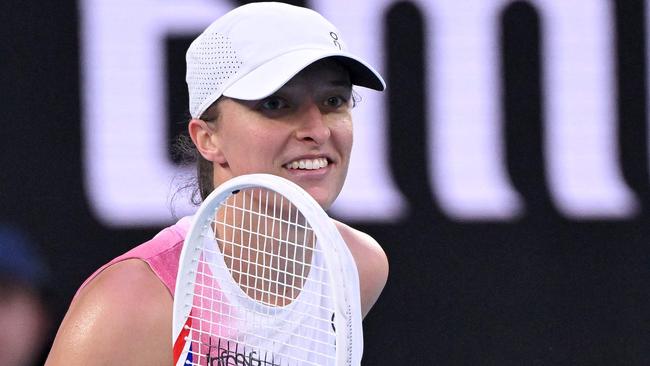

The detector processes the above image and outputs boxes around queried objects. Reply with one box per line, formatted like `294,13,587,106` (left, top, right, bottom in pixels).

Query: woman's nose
294,102,331,145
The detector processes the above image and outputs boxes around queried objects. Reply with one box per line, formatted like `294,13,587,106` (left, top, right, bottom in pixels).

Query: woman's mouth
284,158,329,170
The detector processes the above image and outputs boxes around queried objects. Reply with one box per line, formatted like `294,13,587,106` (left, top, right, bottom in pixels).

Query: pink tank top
76,216,192,297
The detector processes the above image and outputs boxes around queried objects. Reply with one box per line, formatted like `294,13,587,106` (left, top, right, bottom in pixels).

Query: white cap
186,2,386,118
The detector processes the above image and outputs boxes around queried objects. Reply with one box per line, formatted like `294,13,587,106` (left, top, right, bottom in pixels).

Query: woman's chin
301,186,335,209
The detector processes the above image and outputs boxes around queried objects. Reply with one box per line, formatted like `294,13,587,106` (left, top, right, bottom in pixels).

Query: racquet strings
183,187,337,365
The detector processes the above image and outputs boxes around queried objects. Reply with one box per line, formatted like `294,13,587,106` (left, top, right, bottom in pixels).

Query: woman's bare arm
334,220,389,317
45,259,173,365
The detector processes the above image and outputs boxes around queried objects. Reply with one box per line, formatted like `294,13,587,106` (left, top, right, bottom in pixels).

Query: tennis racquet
172,174,363,366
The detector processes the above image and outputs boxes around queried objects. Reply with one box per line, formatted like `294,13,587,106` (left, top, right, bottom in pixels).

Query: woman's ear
188,118,226,164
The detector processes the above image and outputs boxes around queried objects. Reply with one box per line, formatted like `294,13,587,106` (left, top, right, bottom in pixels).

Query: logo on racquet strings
204,338,280,366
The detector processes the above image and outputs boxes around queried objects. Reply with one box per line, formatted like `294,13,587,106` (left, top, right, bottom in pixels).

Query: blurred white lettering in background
80,0,639,227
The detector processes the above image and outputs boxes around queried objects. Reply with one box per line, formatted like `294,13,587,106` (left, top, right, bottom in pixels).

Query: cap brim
222,48,385,100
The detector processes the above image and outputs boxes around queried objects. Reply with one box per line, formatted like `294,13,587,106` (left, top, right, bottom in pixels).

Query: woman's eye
260,97,287,110
325,96,345,108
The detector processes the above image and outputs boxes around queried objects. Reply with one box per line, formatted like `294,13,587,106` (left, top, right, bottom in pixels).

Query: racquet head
172,174,362,366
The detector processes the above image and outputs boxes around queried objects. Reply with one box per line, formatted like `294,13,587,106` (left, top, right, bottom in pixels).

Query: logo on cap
330,32,341,50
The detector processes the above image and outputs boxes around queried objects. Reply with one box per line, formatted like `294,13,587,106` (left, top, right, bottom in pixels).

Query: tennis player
46,2,388,364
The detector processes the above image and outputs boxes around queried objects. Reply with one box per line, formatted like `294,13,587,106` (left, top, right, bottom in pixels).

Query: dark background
2,0,649,365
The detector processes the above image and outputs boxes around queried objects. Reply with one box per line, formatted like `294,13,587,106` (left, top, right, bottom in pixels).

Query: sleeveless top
76,216,341,365
76,216,191,297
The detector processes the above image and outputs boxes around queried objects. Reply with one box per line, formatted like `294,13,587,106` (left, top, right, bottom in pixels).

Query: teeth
285,158,328,170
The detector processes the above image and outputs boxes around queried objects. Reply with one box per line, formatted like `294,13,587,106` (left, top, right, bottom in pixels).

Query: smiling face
190,59,354,209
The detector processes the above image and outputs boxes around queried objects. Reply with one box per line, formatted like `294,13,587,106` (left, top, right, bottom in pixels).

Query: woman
46,2,388,364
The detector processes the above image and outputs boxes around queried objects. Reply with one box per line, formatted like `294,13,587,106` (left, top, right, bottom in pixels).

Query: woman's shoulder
75,259,172,314
333,220,388,267
45,259,172,364
332,220,389,317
